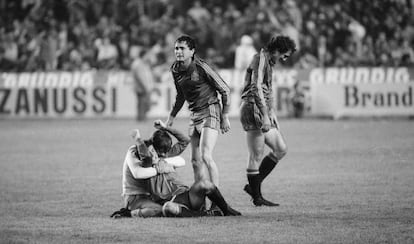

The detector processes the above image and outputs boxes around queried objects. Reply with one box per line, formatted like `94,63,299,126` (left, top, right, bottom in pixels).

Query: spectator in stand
1,0,414,70
289,80,305,118
400,39,414,66
187,0,211,25
234,35,257,72
117,32,131,70
38,29,58,71
131,50,155,121
0,46,16,71
3,32,18,65
95,36,119,69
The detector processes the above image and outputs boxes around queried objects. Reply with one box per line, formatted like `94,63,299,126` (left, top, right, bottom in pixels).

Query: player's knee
249,153,261,164
131,207,162,218
248,152,262,167
192,179,213,194
196,179,215,191
201,153,214,166
191,158,200,166
191,159,205,177
272,144,288,160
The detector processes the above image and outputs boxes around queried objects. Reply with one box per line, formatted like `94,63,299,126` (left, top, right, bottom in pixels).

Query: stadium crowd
0,0,413,72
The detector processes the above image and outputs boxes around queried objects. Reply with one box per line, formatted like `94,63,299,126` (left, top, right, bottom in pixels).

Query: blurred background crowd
1,0,413,73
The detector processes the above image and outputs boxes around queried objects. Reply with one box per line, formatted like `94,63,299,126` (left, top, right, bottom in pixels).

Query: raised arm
125,146,177,179
125,145,158,179
154,120,190,158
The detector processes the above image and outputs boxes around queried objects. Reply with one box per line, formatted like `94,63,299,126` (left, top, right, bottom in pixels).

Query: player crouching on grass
110,120,241,218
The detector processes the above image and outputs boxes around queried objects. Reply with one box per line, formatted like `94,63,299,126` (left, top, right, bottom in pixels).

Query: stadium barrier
0,67,413,119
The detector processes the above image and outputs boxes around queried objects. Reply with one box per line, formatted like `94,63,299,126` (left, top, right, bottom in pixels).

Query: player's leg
262,127,287,180
199,103,222,187
200,127,219,186
244,130,273,206
240,100,271,206
249,127,288,206
162,191,206,217
112,195,162,218
131,205,163,218
190,131,209,182
128,195,163,218
188,180,241,216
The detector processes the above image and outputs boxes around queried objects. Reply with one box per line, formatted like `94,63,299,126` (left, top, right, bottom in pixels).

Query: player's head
175,35,196,63
151,130,172,157
265,35,296,62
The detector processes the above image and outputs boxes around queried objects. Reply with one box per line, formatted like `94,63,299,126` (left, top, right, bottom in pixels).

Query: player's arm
126,145,176,179
198,58,231,133
167,79,185,127
125,146,158,179
131,129,153,167
266,79,279,129
253,49,271,131
254,49,269,114
163,156,185,168
200,61,231,115
154,120,190,159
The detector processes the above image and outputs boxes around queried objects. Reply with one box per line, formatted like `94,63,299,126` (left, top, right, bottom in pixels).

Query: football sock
259,154,279,182
210,202,217,210
247,173,262,199
206,186,231,215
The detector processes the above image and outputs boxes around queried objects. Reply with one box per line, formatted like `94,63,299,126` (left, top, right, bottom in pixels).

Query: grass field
0,118,413,243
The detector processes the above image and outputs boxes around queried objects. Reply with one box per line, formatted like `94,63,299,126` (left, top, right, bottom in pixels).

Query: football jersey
241,48,275,114
170,56,230,116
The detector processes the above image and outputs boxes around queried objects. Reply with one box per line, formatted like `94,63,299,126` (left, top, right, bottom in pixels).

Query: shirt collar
173,59,196,74
262,48,276,66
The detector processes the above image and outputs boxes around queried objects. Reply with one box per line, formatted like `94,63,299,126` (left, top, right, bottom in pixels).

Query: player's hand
154,159,176,174
166,116,175,127
129,145,138,156
261,115,271,133
220,114,231,134
131,129,141,142
154,120,166,129
269,110,280,129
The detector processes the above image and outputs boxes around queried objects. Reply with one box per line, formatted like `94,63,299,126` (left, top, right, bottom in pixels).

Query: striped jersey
241,48,275,114
170,56,230,117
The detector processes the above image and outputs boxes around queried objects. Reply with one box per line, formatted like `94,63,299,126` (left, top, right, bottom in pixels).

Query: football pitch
0,118,413,243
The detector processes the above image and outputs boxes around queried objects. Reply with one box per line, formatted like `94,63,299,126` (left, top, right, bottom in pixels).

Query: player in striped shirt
166,35,231,201
240,35,296,206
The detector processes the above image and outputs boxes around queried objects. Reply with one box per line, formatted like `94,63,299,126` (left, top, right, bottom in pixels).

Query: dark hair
266,35,296,54
152,130,172,156
176,35,196,50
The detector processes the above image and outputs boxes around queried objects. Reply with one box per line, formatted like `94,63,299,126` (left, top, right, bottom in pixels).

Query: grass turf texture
0,118,413,243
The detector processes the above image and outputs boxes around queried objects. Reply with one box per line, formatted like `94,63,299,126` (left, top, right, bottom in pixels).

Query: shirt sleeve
170,75,186,117
135,139,153,167
196,58,231,114
252,49,269,115
165,127,190,157
125,145,157,179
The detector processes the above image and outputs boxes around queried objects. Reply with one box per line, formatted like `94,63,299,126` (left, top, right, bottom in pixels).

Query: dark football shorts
124,194,162,210
171,190,201,211
240,100,277,131
189,103,221,136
